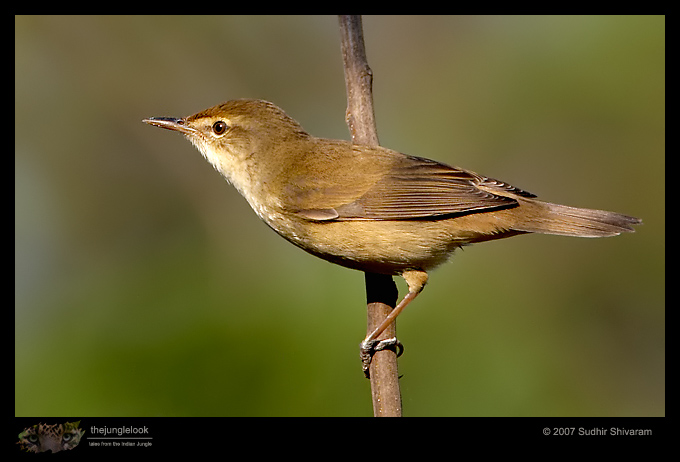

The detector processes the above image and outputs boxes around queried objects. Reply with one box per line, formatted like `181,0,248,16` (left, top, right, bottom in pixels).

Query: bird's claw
360,337,404,378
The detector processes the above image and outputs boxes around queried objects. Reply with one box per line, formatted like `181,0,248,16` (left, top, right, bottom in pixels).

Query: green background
15,15,664,416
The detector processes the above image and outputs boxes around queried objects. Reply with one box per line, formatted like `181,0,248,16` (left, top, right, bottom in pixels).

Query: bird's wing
288,152,534,221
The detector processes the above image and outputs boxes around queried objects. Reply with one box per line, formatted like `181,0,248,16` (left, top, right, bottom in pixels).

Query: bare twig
338,14,403,417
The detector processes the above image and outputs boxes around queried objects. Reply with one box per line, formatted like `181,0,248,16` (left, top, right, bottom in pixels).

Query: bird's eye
212,121,228,135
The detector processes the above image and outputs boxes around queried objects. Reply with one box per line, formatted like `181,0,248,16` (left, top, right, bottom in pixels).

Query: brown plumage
143,99,641,363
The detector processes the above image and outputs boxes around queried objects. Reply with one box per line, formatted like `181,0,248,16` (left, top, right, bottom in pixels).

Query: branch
338,14,403,417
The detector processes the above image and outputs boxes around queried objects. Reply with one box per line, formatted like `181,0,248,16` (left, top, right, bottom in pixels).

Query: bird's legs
360,269,428,377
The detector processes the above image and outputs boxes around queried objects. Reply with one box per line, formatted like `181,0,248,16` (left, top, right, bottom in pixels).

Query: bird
143,99,641,372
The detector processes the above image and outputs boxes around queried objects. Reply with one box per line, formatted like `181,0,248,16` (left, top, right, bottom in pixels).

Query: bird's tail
511,200,641,237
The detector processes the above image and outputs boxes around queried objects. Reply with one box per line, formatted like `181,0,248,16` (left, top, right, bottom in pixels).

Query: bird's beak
142,117,198,136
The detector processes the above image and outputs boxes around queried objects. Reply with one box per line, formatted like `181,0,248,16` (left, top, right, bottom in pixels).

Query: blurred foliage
15,15,663,416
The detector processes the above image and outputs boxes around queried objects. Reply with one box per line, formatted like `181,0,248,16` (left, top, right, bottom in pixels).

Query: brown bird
143,99,641,371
